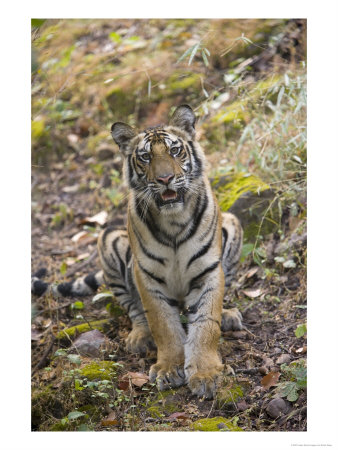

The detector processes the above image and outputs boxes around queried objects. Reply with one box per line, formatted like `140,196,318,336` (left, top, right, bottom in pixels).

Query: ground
31,18,307,432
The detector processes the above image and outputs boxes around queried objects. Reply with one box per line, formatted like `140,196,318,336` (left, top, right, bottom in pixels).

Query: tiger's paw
125,325,156,355
149,361,186,390
221,307,243,331
185,357,223,399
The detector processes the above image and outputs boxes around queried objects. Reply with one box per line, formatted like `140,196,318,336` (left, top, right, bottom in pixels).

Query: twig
31,334,56,376
65,249,98,278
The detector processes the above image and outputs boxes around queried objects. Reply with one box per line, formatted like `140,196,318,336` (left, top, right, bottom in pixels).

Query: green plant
275,359,307,402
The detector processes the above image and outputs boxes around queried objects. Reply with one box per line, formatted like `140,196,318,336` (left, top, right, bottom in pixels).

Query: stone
266,397,289,419
71,329,110,357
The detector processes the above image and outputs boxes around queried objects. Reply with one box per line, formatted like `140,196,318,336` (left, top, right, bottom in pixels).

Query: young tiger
32,105,243,398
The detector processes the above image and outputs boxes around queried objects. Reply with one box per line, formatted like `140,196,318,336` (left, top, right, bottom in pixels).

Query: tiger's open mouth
156,188,183,208
161,189,177,202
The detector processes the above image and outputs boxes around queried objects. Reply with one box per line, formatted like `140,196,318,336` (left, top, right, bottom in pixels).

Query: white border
2,1,338,449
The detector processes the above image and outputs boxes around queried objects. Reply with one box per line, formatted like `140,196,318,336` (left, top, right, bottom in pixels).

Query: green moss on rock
79,360,117,380
212,172,278,242
192,416,243,431
56,319,111,341
147,390,181,418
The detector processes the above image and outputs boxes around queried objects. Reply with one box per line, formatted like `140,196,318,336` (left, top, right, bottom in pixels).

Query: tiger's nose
156,173,174,185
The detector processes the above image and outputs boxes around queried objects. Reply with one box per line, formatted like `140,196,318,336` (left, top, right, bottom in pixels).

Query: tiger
32,105,243,399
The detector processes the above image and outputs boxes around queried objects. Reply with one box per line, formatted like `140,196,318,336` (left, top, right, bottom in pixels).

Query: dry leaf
261,371,280,390
295,346,307,354
127,371,149,387
101,411,119,427
71,231,96,245
242,288,263,298
246,267,259,278
168,412,189,421
81,211,108,227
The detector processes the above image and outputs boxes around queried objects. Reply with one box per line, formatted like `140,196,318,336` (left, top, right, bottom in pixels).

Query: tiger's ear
169,104,196,138
111,122,136,154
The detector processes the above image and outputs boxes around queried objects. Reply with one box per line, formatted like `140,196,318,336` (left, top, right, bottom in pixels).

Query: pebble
266,397,289,419
276,353,291,365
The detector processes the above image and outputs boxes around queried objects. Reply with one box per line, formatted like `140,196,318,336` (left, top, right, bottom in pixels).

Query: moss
79,361,117,381
192,416,243,431
167,73,200,91
56,319,111,341
32,385,65,430
212,172,278,241
217,385,244,408
147,389,181,418
212,172,270,211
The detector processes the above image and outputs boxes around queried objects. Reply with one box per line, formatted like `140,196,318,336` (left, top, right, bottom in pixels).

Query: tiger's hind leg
220,212,243,331
98,227,155,355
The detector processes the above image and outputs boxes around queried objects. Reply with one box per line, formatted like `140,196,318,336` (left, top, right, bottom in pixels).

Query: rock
266,397,289,419
211,173,277,242
276,353,291,365
217,422,227,429
71,329,111,357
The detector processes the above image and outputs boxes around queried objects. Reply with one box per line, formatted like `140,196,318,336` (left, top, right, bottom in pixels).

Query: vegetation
31,19,307,432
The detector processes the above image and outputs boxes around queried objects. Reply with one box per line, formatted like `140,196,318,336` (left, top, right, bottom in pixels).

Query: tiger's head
111,105,206,214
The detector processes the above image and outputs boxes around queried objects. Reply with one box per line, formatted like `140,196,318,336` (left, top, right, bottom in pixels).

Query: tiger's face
111,105,205,213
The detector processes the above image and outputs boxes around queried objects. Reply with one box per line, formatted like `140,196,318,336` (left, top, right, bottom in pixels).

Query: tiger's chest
128,190,221,303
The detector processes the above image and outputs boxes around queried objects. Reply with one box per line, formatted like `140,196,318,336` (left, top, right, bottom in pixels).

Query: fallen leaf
168,412,190,421
101,411,119,427
71,230,96,245
246,267,259,278
31,329,43,341
242,288,263,298
127,371,149,387
81,211,108,227
118,380,130,391
71,230,90,243
295,346,307,354
261,371,280,390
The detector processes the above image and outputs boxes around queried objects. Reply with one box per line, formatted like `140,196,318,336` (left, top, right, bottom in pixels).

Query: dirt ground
31,145,307,432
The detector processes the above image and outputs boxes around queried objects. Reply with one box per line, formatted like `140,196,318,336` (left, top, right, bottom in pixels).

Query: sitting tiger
32,105,243,398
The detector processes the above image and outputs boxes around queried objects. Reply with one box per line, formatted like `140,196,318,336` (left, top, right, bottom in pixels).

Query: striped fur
31,105,243,399
108,105,243,398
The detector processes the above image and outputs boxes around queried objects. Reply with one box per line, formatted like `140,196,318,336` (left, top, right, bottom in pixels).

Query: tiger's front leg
134,263,186,390
184,264,224,399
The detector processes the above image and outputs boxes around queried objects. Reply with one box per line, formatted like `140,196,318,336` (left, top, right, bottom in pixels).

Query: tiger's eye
170,146,181,157
139,153,151,162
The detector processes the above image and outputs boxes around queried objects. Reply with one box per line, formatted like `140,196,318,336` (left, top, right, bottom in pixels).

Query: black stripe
114,291,127,297
137,207,172,247
57,281,74,297
177,191,208,248
138,262,166,285
101,226,115,251
109,282,127,290
221,227,228,257
32,279,48,296
187,261,220,295
84,273,99,291
112,237,126,280
126,246,132,265
132,220,166,265
149,289,179,308
186,220,217,268
188,141,202,177
33,268,47,279
184,287,214,315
